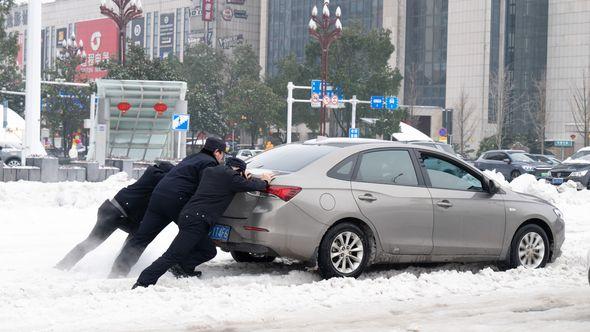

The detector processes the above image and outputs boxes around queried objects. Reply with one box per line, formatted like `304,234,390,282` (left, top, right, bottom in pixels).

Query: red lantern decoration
153,102,168,116
117,101,131,114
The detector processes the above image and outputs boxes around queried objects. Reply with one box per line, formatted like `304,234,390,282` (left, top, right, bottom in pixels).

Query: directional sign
386,96,399,110
311,79,322,94
349,128,360,138
371,96,384,109
554,140,573,148
172,114,190,131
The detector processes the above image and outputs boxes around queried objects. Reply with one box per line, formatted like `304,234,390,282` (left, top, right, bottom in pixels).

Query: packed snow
0,172,589,331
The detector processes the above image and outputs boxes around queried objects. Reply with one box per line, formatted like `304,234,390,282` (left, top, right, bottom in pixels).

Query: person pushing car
109,137,226,278
132,157,275,288
55,161,175,270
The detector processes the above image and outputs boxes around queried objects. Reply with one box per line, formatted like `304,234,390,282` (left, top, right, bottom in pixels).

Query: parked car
473,150,553,181
526,153,561,166
210,138,565,279
0,145,22,167
235,149,264,160
548,146,590,188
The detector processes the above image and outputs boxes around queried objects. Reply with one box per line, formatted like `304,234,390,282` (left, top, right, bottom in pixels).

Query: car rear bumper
215,197,326,262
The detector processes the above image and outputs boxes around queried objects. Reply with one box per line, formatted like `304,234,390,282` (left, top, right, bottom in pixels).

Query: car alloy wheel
510,224,550,269
318,222,370,279
330,231,364,274
5,159,21,167
510,170,521,181
517,232,546,268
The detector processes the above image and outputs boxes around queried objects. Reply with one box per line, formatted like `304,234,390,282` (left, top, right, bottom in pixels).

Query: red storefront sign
202,0,214,21
75,18,119,81
16,32,24,70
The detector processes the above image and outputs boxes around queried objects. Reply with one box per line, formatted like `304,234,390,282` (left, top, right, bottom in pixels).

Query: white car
235,149,263,160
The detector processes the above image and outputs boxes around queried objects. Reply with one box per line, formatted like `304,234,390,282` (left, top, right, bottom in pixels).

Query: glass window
355,150,418,186
246,144,339,172
328,155,357,181
422,154,483,191
484,152,506,161
507,152,534,162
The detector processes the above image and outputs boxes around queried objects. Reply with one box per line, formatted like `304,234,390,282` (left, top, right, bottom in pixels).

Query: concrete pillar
27,157,59,182
23,0,46,158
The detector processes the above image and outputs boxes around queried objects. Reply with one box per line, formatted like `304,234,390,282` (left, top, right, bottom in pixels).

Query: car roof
484,149,526,153
303,137,391,145
577,146,590,152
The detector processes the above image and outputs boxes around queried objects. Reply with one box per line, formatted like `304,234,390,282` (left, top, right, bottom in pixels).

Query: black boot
131,282,148,290
168,264,202,278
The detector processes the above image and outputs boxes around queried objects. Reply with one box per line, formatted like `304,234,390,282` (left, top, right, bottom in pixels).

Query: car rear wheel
509,224,550,269
230,251,275,263
318,222,370,279
510,170,521,181
4,158,21,167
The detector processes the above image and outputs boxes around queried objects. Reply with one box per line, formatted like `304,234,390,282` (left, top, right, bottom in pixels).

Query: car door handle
358,194,377,202
436,200,453,208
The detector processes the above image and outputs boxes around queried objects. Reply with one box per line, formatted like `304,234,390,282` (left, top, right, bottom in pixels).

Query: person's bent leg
136,214,209,286
180,237,217,272
109,210,169,278
56,200,122,270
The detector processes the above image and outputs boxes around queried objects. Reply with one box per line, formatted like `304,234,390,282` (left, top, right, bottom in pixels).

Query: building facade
5,0,261,78
545,0,590,147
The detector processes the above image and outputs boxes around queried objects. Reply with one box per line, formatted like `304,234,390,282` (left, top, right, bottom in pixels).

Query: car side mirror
487,179,498,194
503,158,511,164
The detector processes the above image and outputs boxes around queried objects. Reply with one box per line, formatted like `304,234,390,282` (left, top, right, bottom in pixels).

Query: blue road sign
386,96,399,110
371,96,384,109
554,140,573,148
438,128,447,137
311,80,322,94
349,128,360,138
172,114,190,131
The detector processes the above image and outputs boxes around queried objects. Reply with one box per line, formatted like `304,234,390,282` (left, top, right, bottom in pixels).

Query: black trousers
137,211,217,286
56,200,138,270
109,191,193,277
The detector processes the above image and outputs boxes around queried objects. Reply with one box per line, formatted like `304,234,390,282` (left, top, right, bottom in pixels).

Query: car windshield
246,144,339,172
569,150,590,161
508,152,534,162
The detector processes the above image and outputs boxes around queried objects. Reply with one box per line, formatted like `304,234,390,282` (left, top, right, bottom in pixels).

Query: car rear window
246,144,339,172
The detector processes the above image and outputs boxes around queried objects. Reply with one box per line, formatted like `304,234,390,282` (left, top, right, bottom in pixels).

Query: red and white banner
16,32,24,70
75,18,119,81
202,0,214,21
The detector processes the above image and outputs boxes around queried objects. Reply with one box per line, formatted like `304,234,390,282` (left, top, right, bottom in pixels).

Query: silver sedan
211,138,565,279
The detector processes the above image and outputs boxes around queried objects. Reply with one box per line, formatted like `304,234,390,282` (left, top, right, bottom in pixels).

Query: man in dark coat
109,137,226,278
55,161,175,270
133,157,275,288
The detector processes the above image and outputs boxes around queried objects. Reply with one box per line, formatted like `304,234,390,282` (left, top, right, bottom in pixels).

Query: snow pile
0,174,589,331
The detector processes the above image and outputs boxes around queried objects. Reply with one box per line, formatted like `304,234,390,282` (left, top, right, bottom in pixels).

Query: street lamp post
58,34,87,63
100,0,143,65
309,0,342,136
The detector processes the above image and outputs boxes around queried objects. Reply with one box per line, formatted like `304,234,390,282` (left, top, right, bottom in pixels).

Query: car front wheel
230,251,275,263
510,224,550,269
318,222,370,279
510,170,521,181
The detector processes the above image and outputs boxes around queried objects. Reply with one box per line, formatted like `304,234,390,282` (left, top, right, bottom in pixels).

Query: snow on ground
0,173,589,331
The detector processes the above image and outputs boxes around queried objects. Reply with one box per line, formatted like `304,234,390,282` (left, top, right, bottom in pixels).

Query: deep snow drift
0,173,589,331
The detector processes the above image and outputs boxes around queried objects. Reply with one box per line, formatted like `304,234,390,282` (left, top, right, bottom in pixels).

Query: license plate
209,224,231,241
552,178,564,185
541,172,550,178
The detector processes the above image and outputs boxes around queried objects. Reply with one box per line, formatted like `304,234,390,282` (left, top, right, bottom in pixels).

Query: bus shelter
89,79,187,165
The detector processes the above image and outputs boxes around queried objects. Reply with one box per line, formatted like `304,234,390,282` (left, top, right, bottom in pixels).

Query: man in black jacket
133,157,274,288
55,161,175,270
109,137,226,278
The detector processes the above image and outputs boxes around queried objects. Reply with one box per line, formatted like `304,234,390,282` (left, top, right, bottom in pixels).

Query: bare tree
570,69,590,147
529,72,548,154
489,69,516,149
453,87,477,155
404,63,420,127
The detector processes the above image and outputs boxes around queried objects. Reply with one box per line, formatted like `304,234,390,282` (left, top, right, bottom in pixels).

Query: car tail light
266,185,302,202
243,226,269,232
